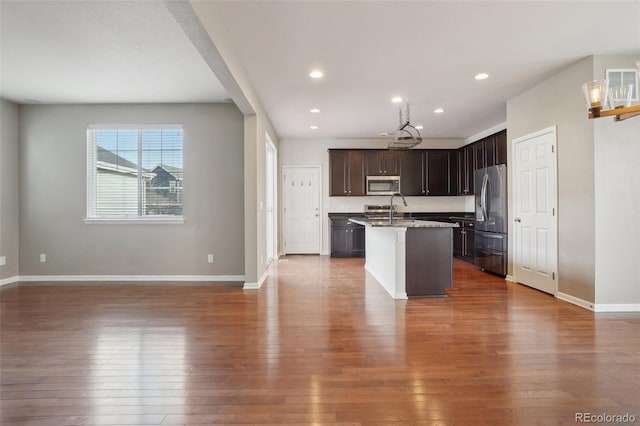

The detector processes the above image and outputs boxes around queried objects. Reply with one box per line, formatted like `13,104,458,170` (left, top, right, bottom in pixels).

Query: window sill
84,217,185,225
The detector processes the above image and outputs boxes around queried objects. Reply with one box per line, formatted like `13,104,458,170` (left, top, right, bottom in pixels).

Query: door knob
514,217,521,222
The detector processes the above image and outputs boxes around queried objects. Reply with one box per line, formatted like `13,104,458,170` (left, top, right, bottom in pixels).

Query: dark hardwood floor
1,257,639,425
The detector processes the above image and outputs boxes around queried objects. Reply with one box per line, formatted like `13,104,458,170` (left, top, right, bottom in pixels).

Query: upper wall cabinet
366,150,399,176
329,150,366,196
398,150,425,195
457,130,507,196
426,150,458,196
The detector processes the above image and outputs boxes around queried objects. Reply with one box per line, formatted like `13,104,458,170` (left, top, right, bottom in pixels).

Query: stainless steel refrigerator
474,165,507,276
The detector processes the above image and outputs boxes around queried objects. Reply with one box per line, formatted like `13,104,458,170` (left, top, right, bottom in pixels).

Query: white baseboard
17,274,245,283
243,270,268,290
505,275,515,283
0,276,19,286
593,303,640,313
556,292,595,311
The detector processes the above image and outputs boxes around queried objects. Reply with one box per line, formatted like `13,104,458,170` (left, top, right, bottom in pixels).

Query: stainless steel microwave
366,175,400,195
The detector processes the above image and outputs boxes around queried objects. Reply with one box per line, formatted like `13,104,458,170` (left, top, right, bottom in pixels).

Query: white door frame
265,134,277,265
282,165,322,254
511,125,559,294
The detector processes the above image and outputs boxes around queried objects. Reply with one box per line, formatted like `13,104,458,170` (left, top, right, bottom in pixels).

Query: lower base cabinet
452,219,475,262
330,218,365,258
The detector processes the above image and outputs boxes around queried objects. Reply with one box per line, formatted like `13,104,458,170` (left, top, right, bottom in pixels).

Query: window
86,125,183,221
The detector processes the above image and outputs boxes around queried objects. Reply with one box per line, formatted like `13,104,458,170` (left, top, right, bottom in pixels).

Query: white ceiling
0,0,228,104
1,1,639,140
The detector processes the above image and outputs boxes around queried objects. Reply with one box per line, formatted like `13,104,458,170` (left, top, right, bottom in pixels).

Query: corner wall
0,99,20,282
18,103,245,277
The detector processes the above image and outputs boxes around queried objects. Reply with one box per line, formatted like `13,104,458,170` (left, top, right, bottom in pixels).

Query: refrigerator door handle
480,173,489,222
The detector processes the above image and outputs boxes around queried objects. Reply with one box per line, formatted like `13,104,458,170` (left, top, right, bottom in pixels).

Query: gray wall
0,99,20,280
19,103,245,276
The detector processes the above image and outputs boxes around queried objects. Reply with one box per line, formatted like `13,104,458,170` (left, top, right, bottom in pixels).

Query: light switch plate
0,256,6,266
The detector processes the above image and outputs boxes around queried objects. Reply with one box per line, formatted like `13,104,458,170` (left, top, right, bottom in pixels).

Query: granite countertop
348,218,459,228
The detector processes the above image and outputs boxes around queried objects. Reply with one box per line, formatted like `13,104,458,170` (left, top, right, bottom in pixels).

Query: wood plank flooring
1,257,639,425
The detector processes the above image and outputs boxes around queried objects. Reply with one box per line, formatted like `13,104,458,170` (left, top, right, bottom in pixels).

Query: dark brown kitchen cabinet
329,150,366,196
426,150,457,195
481,130,507,167
366,150,399,176
457,145,474,195
484,135,497,167
330,218,365,257
495,130,507,165
452,219,475,262
473,141,485,171
399,150,425,195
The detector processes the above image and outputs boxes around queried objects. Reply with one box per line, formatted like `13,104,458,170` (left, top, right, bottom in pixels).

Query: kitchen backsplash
327,195,474,213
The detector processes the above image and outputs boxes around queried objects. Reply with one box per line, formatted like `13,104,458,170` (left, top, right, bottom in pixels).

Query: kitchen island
349,218,458,299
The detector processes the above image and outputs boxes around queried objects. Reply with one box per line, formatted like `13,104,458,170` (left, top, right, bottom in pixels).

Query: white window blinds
87,126,183,219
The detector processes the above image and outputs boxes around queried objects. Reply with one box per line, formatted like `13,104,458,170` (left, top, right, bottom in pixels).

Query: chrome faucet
389,192,407,223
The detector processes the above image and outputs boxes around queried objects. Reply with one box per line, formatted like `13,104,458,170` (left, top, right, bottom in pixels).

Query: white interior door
283,166,320,254
513,127,558,295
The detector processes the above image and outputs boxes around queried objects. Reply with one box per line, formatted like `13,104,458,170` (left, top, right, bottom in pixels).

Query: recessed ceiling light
391,96,403,103
310,125,319,130
433,108,444,114
475,73,489,80
415,125,424,130
309,70,324,79
310,108,320,113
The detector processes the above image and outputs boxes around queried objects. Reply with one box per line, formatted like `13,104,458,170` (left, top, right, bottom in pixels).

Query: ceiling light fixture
433,108,444,114
391,96,403,103
475,73,489,80
386,101,422,150
309,70,324,79
415,125,424,130
310,125,319,130
582,60,640,121
310,108,320,113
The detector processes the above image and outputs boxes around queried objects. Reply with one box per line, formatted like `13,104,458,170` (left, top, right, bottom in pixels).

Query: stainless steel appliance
474,165,507,276
364,204,396,219
366,175,400,195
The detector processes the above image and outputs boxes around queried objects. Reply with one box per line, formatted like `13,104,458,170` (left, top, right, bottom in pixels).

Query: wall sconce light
582,60,640,121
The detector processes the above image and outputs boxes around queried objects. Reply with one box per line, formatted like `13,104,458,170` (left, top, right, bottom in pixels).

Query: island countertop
348,218,459,228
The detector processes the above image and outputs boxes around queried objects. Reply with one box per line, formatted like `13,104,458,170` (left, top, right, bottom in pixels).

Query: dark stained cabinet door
366,150,399,175
329,150,349,196
473,141,485,171
452,220,475,262
399,151,425,195
463,229,475,259
426,150,457,195
495,130,507,165
457,145,474,195
350,226,366,257
347,151,366,196
453,227,463,257
329,150,365,196
330,218,365,258
484,136,496,167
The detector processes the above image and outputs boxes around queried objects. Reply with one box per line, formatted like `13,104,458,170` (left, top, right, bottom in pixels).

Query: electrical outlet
0,256,6,266
207,254,214,263
40,253,46,263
